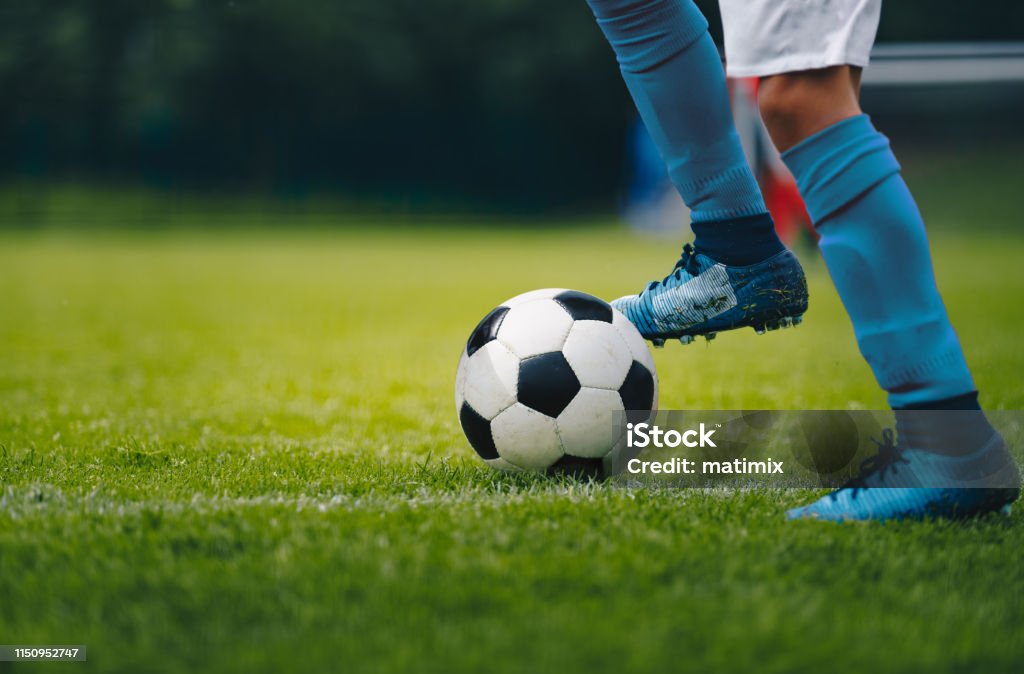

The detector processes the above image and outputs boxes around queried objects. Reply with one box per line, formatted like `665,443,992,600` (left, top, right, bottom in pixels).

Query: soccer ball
454,288,658,476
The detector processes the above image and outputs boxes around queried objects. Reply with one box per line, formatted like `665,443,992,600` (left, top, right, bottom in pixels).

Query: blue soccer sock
782,114,976,409
587,0,782,263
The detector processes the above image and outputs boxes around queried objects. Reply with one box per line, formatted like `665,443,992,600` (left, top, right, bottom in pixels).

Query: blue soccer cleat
786,429,1021,522
611,243,809,347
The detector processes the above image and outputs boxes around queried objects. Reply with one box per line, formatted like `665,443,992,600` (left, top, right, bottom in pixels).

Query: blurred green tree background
1,0,1022,210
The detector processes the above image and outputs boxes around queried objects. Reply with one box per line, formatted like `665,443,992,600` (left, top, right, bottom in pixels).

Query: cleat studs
648,314,803,347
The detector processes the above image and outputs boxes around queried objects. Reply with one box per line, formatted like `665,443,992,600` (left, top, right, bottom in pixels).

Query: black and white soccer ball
455,289,658,476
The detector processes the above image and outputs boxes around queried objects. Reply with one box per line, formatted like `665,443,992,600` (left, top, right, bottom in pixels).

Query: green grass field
2,170,1024,672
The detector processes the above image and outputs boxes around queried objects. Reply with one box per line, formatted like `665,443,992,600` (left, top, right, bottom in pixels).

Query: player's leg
757,67,862,153
585,0,808,346
730,10,1019,519
759,66,982,410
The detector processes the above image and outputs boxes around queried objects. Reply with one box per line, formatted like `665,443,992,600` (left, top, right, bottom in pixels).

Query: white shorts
719,0,882,78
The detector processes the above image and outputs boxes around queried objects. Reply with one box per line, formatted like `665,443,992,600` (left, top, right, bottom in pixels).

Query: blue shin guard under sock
586,0,769,224
782,115,975,408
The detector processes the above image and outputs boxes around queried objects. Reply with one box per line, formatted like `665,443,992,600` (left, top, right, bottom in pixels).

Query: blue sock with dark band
782,114,977,410
691,213,784,266
587,0,776,245
895,392,998,456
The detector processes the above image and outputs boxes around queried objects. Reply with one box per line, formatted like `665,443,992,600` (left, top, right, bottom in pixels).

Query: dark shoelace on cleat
647,243,702,291
834,428,910,500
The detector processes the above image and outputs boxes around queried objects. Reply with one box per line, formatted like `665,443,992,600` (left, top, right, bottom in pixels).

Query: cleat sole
649,313,805,347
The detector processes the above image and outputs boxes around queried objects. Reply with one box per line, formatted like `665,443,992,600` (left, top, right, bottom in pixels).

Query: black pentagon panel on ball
547,455,605,481
619,360,655,424
518,351,581,418
553,290,613,324
459,402,499,460
466,306,510,357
